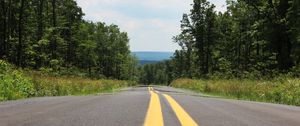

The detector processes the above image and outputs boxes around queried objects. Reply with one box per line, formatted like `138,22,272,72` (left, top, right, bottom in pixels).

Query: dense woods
0,0,299,85
139,0,300,85
0,0,299,105
0,0,136,80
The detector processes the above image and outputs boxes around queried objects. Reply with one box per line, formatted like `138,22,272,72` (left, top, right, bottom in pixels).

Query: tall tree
17,0,25,67
50,0,57,59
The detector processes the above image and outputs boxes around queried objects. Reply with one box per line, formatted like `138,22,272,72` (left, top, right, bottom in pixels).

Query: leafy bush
171,78,300,106
0,60,35,100
289,64,300,77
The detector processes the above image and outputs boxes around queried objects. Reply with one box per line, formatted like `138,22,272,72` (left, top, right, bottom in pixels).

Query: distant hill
131,51,173,65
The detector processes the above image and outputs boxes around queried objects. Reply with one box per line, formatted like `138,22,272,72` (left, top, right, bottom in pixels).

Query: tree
168,0,300,81
0,0,137,80
78,40,97,77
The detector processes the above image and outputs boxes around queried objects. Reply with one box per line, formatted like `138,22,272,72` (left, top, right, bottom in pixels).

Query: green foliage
0,0,137,80
0,61,136,101
138,61,171,85
171,78,300,106
164,0,300,81
0,60,35,101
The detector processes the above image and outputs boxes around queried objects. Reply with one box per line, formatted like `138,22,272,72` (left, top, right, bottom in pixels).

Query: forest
2,0,299,84
0,0,137,80
137,0,300,105
0,0,138,100
0,0,299,104
139,0,300,84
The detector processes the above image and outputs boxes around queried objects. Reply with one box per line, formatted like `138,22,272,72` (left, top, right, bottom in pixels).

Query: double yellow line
144,87,164,126
144,87,198,126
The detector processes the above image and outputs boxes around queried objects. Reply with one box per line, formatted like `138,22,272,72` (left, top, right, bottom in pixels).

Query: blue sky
76,0,227,52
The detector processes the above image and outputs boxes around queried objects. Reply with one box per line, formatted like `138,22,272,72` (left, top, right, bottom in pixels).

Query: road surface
0,86,299,126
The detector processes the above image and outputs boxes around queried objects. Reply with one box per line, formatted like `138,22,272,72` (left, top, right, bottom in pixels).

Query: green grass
30,72,136,96
171,78,300,106
0,60,136,101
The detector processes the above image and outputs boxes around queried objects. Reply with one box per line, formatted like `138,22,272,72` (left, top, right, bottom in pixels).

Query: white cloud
76,0,226,52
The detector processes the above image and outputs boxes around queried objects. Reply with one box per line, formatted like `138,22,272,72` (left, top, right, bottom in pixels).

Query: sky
76,0,227,52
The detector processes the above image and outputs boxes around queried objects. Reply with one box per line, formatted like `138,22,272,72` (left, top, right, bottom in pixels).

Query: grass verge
30,72,136,97
171,78,300,106
0,60,136,101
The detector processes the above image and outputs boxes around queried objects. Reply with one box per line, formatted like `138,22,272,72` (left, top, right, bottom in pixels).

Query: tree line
0,0,137,80
139,0,300,85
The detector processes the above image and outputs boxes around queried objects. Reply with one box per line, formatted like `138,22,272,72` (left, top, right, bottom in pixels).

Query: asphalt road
0,86,299,126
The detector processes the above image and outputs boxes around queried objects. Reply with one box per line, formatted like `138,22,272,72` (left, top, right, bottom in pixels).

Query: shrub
0,60,35,100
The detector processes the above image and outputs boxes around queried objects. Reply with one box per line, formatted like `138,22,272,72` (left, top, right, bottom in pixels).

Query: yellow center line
163,94,199,126
144,90,164,126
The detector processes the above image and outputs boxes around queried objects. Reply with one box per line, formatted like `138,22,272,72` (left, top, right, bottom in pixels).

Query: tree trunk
17,0,25,67
51,0,57,59
274,0,293,70
37,0,44,40
187,46,192,78
277,24,293,70
7,0,12,62
35,0,44,68
0,0,5,59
